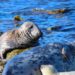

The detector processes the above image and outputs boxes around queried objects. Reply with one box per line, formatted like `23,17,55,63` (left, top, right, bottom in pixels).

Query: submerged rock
32,8,69,15
47,25,62,31
6,48,31,60
14,15,22,21
14,15,23,27
0,48,31,75
2,42,75,75
0,21,42,74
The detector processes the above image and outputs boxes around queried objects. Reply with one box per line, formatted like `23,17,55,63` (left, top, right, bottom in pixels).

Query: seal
0,21,42,60
40,65,57,75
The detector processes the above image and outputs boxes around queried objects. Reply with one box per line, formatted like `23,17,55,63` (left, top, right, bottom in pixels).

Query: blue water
1,0,75,74
0,0,75,45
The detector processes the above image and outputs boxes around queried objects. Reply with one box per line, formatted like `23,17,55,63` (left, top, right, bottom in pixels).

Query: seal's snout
30,24,42,39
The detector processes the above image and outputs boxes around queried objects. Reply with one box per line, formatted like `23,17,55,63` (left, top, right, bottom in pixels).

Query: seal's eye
26,24,33,29
28,25,33,32
30,25,33,28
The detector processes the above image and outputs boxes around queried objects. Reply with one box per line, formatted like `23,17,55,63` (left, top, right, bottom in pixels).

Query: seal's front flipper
40,65,57,75
0,52,4,59
0,52,7,63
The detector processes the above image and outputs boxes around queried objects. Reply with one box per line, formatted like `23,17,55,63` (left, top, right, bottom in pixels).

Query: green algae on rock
0,47,31,75
32,8,69,15
2,43,73,75
14,15,22,21
14,15,23,27
6,48,31,60
47,25,62,31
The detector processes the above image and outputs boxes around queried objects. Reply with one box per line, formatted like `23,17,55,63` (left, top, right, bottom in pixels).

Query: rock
47,8,69,14
0,60,6,75
47,25,62,31
6,48,31,60
32,8,69,15
14,15,22,21
0,21,42,60
14,15,23,27
0,48,31,75
2,43,74,75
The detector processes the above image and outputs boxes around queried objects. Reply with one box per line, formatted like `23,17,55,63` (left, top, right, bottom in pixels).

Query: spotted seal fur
0,21,42,60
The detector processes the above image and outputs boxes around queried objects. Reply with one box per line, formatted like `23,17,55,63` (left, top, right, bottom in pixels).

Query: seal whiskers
0,22,42,60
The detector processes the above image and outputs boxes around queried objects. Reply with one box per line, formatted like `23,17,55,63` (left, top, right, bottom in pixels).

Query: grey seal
0,21,42,60
2,43,71,75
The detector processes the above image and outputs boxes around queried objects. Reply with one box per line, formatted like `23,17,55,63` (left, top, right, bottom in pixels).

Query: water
1,0,75,73
0,0,75,45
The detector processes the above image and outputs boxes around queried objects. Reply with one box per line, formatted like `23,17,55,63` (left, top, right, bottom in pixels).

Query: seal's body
0,22,42,59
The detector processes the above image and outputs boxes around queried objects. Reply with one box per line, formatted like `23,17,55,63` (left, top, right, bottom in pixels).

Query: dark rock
32,8,70,15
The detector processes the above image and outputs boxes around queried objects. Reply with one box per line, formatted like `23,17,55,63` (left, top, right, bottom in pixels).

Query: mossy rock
0,47,31,74
14,15,22,21
32,8,69,15
6,48,31,60
47,25,62,31
0,60,6,74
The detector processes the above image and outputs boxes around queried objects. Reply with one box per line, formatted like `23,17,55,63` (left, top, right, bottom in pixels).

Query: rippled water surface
0,0,75,45
1,0,75,73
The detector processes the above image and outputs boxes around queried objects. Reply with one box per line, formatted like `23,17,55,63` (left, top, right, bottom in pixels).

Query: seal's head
19,22,42,40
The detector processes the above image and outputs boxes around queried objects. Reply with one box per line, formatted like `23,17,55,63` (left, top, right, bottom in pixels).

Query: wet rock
14,15,22,21
47,25,62,31
0,48,31,75
0,0,9,2
32,8,69,15
0,60,6,75
48,8,70,14
2,43,74,75
6,48,31,60
14,15,23,27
